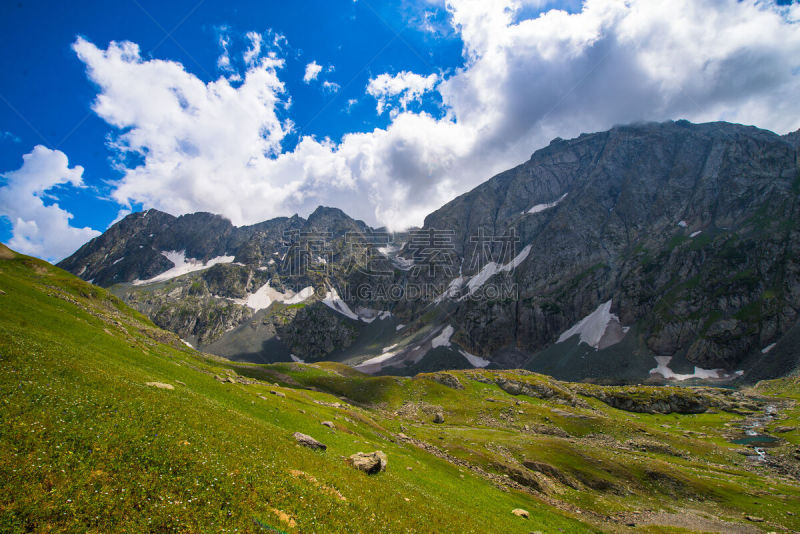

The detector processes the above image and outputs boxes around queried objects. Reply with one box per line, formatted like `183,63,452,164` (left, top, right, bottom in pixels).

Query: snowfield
524,192,567,215
556,299,627,350
461,245,532,297
431,325,454,348
321,287,359,321
649,356,726,381
133,251,235,285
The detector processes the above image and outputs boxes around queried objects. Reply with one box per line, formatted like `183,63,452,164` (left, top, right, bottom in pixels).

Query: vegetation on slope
2,243,800,532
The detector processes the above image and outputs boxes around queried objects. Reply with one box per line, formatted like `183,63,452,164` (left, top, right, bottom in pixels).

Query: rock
293,432,326,451
271,390,286,398
511,508,529,519
745,516,764,522
433,412,445,424
226,376,237,383
773,425,796,433
346,451,387,474
145,382,174,390
321,421,335,429
428,372,464,390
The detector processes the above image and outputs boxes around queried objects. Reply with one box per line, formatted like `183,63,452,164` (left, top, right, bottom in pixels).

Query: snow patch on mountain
462,245,532,297
431,325,454,348
460,349,490,368
649,356,726,380
556,299,627,350
322,287,359,321
223,284,315,312
284,286,314,305
133,251,235,285
524,193,567,215
356,347,403,370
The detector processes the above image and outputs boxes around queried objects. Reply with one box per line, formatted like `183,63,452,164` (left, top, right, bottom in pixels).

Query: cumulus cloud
322,80,341,93
72,0,800,231
243,31,263,65
366,71,439,115
0,146,100,261
303,60,323,83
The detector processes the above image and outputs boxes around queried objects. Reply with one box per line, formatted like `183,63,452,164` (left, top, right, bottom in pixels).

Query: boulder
145,382,174,390
346,451,387,474
321,421,335,429
433,412,445,424
293,432,326,451
511,509,529,519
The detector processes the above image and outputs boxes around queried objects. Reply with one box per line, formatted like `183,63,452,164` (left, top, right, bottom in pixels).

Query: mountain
59,120,800,383
4,243,800,532
386,120,800,381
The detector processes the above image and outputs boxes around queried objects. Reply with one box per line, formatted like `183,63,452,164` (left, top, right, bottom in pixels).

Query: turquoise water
731,434,778,446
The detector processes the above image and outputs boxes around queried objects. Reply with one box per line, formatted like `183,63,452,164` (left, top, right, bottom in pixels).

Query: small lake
731,434,778,446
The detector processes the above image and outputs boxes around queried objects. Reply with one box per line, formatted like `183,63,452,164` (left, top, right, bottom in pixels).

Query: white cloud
322,80,340,93
0,145,100,262
216,30,232,71
303,60,323,83
72,1,800,231
243,31,263,65
366,71,439,115
1,131,21,143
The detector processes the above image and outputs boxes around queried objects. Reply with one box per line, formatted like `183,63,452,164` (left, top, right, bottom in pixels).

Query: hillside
3,243,800,532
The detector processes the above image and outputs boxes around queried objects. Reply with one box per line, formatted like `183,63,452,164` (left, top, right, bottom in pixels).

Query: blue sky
0,0,463,245
1,0,799,261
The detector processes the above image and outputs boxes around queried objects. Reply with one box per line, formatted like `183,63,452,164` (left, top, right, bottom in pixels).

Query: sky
1,0,799,262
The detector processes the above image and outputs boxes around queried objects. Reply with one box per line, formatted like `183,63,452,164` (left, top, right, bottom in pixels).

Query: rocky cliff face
386,121,800,375
59,120,800,381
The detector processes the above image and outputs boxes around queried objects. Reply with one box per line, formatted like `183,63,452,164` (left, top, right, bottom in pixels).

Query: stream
732,404,779,460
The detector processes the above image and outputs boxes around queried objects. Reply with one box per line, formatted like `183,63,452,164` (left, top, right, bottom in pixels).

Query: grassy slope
2,244,800,532
0,246,585,533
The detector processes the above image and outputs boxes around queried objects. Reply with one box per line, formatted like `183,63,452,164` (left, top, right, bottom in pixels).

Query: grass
2,243,800,532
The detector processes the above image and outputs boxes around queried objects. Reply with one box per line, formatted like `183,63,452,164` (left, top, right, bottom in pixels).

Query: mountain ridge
58,119,800,383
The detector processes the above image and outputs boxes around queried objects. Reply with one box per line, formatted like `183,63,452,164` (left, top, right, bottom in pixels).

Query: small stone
226,376,237,383
433,412,445,424
406,466,412,471
397,433,409,440
271,390,286,398
511,508,529,519
346,451,387,474
293,432,326,451
745,516,764,522
145,382,174,390
321,421,335,429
